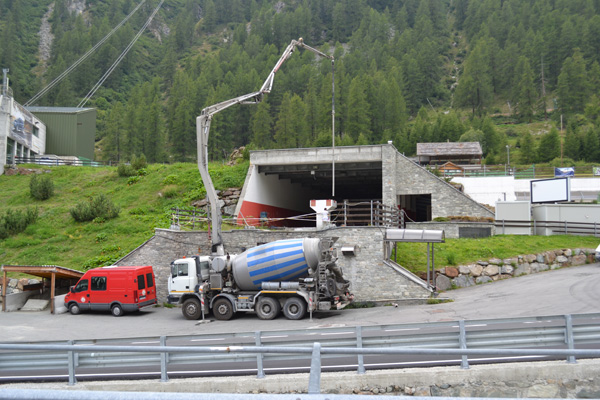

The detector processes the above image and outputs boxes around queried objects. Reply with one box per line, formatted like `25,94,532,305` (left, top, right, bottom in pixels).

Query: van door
72,279,91,311
89,275,108,311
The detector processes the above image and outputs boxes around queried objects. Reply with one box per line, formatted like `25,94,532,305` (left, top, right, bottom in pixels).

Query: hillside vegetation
2,1,600,166
1,163,598,274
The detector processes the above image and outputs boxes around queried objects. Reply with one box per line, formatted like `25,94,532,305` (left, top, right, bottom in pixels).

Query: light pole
506,145,510,175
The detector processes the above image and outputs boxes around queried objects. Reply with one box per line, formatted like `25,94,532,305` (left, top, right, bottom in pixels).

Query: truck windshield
172,263,188,277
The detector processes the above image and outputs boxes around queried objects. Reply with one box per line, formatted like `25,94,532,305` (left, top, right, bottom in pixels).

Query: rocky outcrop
191,188,241,217
436,248,595,291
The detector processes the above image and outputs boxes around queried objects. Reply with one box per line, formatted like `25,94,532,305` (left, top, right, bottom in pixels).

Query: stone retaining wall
435,248,595,291
118,227,434,305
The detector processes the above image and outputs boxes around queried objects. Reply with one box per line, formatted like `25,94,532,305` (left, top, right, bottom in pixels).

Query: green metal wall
30,109,96,159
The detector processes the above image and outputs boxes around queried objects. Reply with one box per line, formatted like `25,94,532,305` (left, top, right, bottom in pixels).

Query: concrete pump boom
196,38,334,256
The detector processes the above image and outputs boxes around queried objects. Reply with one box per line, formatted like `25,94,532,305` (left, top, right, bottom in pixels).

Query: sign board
594,167,600,176
530,177,571,204
554,167,574,177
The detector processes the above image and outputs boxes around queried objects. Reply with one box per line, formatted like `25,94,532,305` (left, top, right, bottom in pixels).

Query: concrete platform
19,299,49,311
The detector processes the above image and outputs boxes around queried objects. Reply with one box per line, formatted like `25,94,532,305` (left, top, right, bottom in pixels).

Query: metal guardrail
1,313,599,392
11,156,108,167
495,219,600,237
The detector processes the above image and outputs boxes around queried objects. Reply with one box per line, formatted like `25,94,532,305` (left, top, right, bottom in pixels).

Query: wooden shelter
417,142,483,165
438,161,464,175
1,265,83,314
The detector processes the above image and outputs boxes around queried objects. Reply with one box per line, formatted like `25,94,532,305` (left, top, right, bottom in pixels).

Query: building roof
417,142,483,157
26,106,94,114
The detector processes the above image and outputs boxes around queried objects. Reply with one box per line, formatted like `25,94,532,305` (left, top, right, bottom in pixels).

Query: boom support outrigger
196,38,334,255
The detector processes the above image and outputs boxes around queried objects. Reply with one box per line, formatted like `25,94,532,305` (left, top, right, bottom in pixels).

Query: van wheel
111,304,124,317
212,298,233,321
256,297,280,320
283,297,307,320
69,303,81,315
182,298,201,320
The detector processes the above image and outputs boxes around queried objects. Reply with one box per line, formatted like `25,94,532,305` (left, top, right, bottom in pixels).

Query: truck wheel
283,297,306,320
256,296,280,320
69,303,81,315
182,298,202,320
212,298,234,321
111,304,124,317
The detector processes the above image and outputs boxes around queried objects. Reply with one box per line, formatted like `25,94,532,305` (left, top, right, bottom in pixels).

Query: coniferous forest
3,0,600,166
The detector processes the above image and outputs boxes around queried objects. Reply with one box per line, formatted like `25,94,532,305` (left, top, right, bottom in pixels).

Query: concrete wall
118,227,434,305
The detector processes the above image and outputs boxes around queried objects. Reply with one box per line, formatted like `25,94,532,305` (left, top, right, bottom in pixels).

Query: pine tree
537,128,561,163
454,40,493,116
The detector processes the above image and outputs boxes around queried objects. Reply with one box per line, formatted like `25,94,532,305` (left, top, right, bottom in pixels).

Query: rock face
436,248,595,290
190,187,242,217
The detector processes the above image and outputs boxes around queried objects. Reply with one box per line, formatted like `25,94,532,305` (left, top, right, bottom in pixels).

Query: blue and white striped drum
232,238,321,290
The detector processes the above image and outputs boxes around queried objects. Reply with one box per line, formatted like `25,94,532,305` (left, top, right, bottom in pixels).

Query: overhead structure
1,265,83,314
197,38,334,256
384,229,445,291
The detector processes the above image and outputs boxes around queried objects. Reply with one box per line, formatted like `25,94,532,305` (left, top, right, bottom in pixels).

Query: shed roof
1,265,83,280
26,106,94,114
417,142,483,157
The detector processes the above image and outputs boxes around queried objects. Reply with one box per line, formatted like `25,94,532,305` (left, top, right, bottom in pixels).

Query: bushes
70,194,120,222
117,154,147,178
0,207,38,239
29,174,54,200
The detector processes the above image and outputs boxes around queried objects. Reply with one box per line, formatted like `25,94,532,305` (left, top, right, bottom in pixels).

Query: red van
64,266,157,316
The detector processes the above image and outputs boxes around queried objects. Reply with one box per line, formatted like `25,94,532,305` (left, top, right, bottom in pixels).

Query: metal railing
170,201,404,230
12,156,108,167
1,313,599,392
495,219,600,237
439,164,599,179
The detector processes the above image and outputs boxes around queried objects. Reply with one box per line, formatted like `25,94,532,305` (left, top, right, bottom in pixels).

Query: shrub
117,164,136,177
70,194,120,222
0,207,38,239
131,154,147,170
29,174,54,200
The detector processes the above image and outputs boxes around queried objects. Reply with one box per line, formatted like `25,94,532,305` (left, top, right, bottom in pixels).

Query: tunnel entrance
397,194,432,222
246,161,383,227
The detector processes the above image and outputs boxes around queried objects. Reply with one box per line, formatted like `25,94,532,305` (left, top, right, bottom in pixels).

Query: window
33,124,39,137
171,263,188,277
137,274,146,290
146,272,154,288
74,279,88,292
91,276,107,291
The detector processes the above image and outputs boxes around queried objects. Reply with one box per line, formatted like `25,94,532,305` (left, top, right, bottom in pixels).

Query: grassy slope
0,161,249,271
0,162,597,275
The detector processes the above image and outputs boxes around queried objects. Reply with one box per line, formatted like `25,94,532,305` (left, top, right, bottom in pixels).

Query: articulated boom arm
196,38,333,256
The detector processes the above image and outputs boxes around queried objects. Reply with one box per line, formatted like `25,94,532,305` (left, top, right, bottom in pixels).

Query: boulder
459,265,471,275
556,255,568,264
571,255,587,265
488,258,502,265
501,264,514,275
483,265,499,276
445,267,459,278
452,275,475,288
469,264,484,277
436,274,452,291
476,276,492,284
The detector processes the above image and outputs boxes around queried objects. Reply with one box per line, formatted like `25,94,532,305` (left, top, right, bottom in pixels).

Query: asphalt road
1,263,599,343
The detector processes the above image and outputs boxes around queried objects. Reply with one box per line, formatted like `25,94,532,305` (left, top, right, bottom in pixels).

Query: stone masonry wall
117,227,434,305
383,145,494,220
435,248,595,291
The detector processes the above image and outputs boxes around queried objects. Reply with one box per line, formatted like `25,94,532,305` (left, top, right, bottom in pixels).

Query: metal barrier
495,219,600,237
1,313,600,392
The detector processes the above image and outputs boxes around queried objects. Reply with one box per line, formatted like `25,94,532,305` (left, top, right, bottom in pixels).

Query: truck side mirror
70,286,75,294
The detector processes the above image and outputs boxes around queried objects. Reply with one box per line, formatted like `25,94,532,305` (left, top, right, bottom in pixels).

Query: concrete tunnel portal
235,148,384,227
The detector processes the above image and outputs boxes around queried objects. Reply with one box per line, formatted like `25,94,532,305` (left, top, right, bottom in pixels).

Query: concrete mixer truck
167,237,352,320
166,39,353,320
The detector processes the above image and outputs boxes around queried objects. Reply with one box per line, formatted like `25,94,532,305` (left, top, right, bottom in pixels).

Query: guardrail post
458,320,469,369
67,340,77,386
564,315,577,364
160,336,169,382
356,326,365,374
564,221,568,235
255,331,265,378
308,342,322,394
